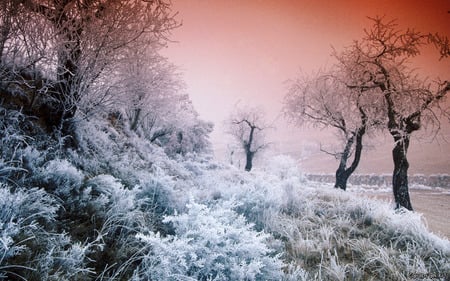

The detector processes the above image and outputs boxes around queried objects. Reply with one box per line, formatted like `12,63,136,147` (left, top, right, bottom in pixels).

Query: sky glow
162,0,450,173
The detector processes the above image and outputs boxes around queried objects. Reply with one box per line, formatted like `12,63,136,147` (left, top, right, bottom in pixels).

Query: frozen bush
135,177,177,235
0,184,80,280
40,159,84,196
259,154,304,181
85,176,142,242
87,175,135,215
0,108,32,184
0,107,62,188
134,201,284,281
0,185,94,280
32,234,96,281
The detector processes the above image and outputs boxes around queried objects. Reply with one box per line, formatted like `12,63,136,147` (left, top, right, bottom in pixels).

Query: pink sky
162,0,450,174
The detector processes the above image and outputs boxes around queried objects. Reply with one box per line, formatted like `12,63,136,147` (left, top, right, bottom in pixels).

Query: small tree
227,106,271,171
284,72,382,190
335,17,450,210
113,49,184,137
162,106,214,157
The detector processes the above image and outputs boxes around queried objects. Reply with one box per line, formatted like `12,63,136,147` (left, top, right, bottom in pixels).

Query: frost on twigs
134,201,284,281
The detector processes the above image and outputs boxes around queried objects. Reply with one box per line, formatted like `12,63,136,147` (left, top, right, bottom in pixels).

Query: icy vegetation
0,107,448,281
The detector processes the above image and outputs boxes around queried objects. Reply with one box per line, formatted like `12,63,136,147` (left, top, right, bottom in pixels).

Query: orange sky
162,0,450,173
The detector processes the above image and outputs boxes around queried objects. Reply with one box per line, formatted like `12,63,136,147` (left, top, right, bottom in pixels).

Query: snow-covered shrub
282,264,313,281
0,107,63,187
85,175,138,229
41,159,84,195
135,177,178,235
134,201,284,281
0,108,32,184
80,173,180,279
162,115,213,158
259,154,304,181
80,175,147,277
32,234,96,281
0,186,51,275
35,159,89,226
71,118,133,176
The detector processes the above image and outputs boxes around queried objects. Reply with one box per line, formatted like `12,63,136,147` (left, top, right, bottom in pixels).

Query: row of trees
226,17,449,211
284,17,449,210
0,0,212,155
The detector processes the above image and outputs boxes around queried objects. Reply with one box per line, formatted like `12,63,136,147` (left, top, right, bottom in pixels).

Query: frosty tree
284,72,383,190
334,17,450,210
113,48,184,138
0,0,20,64
5,0,178,135
227,106,271,171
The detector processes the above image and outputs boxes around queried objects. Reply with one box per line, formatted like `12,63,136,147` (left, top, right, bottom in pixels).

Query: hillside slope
0,107,449,280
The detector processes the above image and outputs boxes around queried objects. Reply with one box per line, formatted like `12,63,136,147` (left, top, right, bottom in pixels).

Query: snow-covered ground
303,174,450,239
349,186,450,239
2,111,449,280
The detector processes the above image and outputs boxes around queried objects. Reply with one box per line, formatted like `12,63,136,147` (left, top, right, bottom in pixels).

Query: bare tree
227,106,271,171
335,17,450,210
0,0,20,64
284,72,382,190
6,0,179,135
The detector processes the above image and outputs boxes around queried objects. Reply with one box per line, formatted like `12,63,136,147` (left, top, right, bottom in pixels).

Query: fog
162,0,450,174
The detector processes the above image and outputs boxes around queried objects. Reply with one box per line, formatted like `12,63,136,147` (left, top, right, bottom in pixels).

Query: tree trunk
130,108,141,131
244,126,256,171
334,135,354,190
335,119,366,190
334,135,363,191
380,80,415,211
245,151,254,171
0,22,9,65
57,35,81,121
392,135,413,210
335,168,351,190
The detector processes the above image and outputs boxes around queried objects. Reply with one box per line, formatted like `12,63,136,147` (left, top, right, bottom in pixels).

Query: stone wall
305,174,450,188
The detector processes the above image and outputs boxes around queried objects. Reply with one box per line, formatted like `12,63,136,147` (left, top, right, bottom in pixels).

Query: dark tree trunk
243,125,257,171
335,109,366,190
334,130,364,190
379,78,415,211
245,151,254,172
130,108,141,131
334,135,354,190
50,3,84,137
335,168,352,190
0,22,10,65
392,135,413,210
